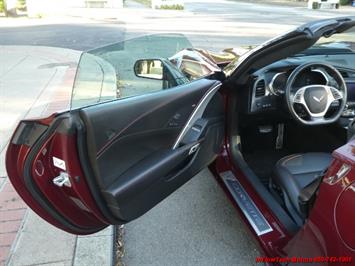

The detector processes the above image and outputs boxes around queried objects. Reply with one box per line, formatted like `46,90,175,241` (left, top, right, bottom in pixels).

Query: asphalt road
0,1,352,51
0,17,126,50
0,1,354,265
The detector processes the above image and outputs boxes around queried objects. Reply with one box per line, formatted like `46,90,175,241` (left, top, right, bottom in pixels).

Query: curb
112,226,117,266
112,225,125,266
0,46,80,265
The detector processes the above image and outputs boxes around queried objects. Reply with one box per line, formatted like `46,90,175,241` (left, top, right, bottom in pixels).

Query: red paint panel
283,142,355,263
6,132,77,233
6,116,109,234
334,182,355,250
31,131,109,228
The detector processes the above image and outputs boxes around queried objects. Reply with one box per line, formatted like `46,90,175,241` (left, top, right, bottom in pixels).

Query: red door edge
6,113,109,234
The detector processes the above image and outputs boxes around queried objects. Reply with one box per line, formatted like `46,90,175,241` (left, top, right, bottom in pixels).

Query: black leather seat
271,153,332,222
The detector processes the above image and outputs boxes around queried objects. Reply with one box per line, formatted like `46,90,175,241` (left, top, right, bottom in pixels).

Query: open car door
5,34,225,234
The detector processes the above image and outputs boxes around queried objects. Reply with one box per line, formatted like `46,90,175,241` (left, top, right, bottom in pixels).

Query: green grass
131,0,184,9
133,0,152,7
159,4,184,9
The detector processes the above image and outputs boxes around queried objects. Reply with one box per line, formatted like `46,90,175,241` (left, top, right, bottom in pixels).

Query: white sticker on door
53,157,66,171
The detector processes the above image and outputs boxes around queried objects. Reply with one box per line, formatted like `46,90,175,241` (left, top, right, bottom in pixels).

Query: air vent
255,80,266,97
339,71,349,78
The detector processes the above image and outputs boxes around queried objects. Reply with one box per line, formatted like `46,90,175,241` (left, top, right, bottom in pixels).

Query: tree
339,0,350,5
17,0,26,11
0,0,5,14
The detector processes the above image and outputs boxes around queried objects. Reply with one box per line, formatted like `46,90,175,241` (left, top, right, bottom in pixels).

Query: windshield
292,26,355,70
316,26,355,52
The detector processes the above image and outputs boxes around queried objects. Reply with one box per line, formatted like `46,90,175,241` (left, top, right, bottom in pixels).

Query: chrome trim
53,172,71,187
312,68,330,85
292,84,343,119
188,143,200,155
326,163,351,185
269,72,286,96
220,171,273,236
172,83,221,149
336,164,351,180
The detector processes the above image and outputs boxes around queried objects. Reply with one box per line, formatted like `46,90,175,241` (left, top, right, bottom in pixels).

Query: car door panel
7,116,109,234
6,78,224,234
78,78,224,222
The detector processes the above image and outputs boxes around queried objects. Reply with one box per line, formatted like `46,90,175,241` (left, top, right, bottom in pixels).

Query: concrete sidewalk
0,46,114,266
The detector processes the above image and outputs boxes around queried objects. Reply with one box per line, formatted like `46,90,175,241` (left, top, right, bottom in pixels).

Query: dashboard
249,58,355,115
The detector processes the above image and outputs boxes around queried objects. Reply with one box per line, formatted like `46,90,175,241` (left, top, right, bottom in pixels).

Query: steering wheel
285,62,347,125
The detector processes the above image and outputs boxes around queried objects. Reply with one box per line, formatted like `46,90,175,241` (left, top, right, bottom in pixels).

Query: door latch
53,172,71,187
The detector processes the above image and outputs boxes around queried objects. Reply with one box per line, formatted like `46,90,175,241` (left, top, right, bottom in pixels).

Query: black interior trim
232,151,299,233
77,78,225,222
227,91,299,234
103,142,200,220
75,114,126,224
11,122,48,147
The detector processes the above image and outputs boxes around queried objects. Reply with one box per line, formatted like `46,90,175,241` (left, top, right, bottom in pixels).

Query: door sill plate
220,171,273,236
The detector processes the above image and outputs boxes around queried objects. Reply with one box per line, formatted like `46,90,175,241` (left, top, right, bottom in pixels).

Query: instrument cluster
249,65,355,114
268,72,288,96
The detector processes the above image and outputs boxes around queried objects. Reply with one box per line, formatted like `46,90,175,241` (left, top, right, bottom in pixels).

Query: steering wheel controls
286,62,348,125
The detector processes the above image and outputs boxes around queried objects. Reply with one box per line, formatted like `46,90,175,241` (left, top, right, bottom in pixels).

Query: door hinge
53,172,71,187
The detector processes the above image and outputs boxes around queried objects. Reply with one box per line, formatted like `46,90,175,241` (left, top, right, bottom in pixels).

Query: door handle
188,143,200,155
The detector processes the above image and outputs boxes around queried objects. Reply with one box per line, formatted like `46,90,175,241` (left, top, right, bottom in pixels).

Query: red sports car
6,16,355,264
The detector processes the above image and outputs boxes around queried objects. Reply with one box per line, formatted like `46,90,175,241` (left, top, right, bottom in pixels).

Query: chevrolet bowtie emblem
312,95,324,103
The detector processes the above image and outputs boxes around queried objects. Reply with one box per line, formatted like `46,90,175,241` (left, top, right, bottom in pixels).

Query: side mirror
134,59,164,80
